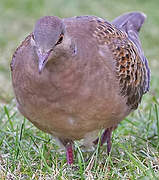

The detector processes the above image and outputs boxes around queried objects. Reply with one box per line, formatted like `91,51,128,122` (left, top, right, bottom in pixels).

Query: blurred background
0,0,159,103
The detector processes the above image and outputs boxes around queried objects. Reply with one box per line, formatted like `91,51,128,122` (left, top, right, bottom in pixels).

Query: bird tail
111,11,146,33
111,12,146,53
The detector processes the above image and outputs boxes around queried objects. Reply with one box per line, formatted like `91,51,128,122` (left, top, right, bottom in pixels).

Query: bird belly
16,81,129,141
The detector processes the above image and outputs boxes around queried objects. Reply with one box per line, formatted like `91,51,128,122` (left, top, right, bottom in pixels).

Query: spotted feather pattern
93,19,147,109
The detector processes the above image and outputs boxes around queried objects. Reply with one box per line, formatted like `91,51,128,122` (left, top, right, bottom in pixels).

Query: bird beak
37,49,52,74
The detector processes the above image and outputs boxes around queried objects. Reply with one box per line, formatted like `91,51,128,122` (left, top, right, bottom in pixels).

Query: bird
11,12,150,165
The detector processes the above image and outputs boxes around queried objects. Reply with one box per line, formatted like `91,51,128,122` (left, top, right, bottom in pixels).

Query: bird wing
112,12,150,93
90,15,149,109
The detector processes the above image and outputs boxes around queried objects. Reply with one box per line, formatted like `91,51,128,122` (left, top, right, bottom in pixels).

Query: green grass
0,0,159,179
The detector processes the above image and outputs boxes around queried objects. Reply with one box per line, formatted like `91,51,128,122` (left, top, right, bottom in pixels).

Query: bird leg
93,127,113,154
59,138,74,165
105,128,112,155
66,142,74,165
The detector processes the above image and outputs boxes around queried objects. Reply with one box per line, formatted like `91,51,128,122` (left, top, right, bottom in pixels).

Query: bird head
31,16,67,73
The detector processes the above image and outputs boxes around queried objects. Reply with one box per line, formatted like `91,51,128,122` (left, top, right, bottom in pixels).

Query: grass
0,0,159,179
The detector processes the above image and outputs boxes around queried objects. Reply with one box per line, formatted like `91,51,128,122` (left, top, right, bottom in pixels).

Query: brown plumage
11,12,150,164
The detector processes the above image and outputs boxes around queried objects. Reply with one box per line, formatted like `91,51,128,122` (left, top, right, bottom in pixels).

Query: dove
11,12,150,164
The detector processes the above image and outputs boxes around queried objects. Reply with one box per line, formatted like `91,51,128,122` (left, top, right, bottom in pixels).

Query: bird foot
93,127,113,154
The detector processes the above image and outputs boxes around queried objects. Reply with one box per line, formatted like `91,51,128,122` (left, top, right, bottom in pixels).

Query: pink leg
93,128,113,154
93,129,108,145
106,128,112,155
66,143,73,165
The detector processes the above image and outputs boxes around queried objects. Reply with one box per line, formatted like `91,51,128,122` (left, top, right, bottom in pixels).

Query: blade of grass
3,105,14,131
154,104,159,144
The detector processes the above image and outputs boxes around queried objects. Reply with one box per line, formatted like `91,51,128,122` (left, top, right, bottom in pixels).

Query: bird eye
55,34,64,45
